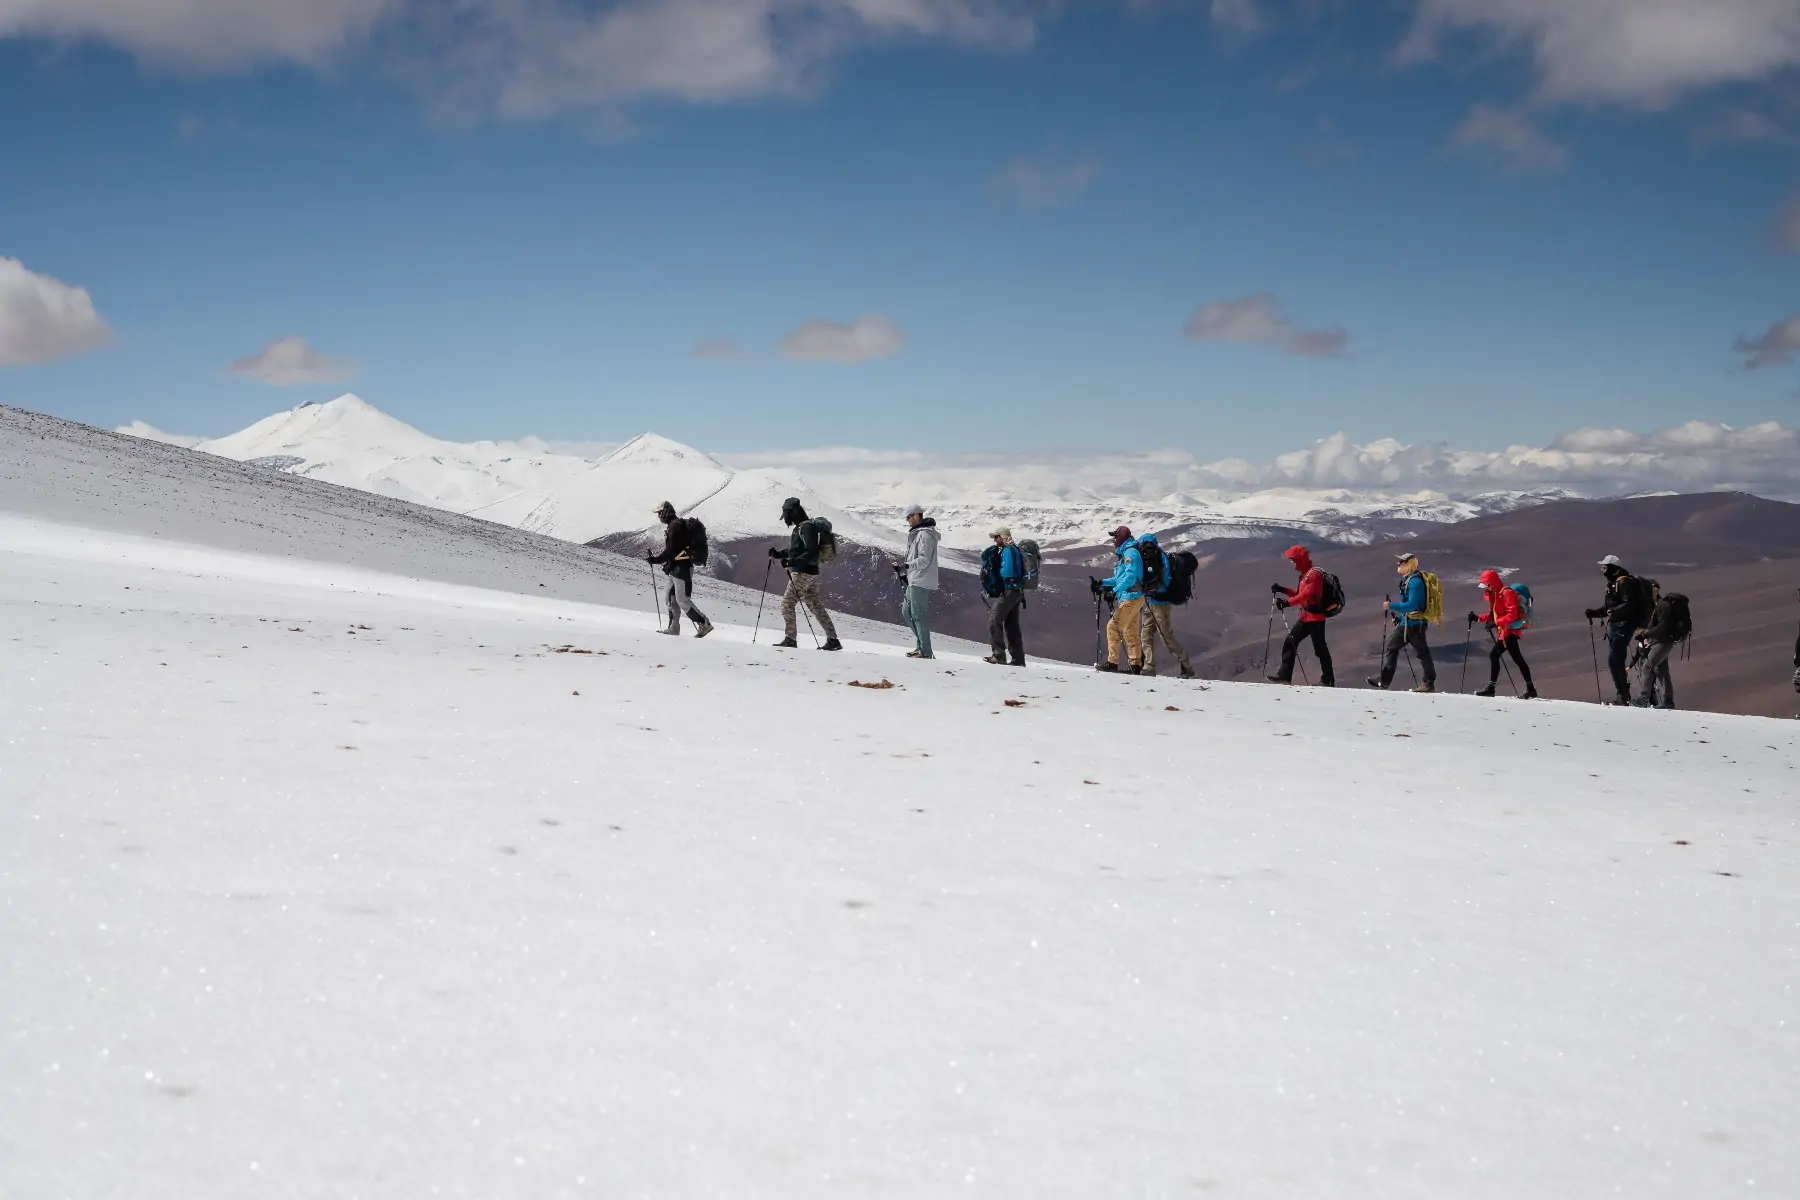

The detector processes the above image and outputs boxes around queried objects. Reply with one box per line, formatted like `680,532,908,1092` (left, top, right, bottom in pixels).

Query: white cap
1597,554,1623,568
990,525,1012,540
904,503,925,518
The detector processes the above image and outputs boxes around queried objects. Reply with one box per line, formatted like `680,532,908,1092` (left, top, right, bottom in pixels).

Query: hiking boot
984,655,1006,666
1318,680,1335,687
658,626,680,636
1127,664,1143,676
1179,667,1196,679
773,637,798,649
1523,684,1539,700
1008,660,1027,668
1412,682,1437,694
694,622,714,639
1266,674,1292,685
1097,662,1120,673
905,650,924,659
1366,676,1387,690
1476,684,1497,698
1606,693,1631,706
820,639,843,652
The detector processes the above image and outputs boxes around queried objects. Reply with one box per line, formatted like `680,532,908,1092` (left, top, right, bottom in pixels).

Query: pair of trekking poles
649,556,822,647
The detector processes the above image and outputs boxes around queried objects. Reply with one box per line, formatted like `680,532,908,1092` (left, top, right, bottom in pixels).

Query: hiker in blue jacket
1096,526,1148,673
1368,552,1435,692
980,526,1027,666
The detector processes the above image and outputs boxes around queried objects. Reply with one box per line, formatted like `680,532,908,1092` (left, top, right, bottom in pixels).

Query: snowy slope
7,404,1800,1197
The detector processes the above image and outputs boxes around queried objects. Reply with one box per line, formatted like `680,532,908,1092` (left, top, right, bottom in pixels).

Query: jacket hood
780,497,808,526
1284,545,1313,574
1479,569,1503,592
913,517,937,529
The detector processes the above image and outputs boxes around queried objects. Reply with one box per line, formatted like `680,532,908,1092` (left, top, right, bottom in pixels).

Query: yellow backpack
1421,571,1444,626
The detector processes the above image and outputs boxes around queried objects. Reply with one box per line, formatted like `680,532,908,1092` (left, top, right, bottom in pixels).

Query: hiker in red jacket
1268,545,1335,686
1469,569,1538,699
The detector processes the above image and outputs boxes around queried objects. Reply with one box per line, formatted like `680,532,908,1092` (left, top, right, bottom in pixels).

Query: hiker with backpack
980,525,1029,666
1268,545,1337,687
1633,590,1691,709
1468,569,1538,699
1368,551,1438,693
894,503,939,660
1140,534,1198,678
768,497,842,651
647,501,714,639
1584,555,1650,705
1094,526,1150,674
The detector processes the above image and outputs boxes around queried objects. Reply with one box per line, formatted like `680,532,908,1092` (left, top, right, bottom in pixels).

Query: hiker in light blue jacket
894,504,940,659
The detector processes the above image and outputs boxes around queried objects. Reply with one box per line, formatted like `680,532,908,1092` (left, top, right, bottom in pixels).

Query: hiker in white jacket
895,504,941,659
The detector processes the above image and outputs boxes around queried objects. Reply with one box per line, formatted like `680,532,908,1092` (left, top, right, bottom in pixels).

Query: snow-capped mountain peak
603,432,728,472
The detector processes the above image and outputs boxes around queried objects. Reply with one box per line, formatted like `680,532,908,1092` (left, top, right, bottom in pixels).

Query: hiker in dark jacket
980,525,1026,666
646,501,713,638
768,497,841,651
1584,554,1647,705
1369,551,1436,693
1633,594,1685,710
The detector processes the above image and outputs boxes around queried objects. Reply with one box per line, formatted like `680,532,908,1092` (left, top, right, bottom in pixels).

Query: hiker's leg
780,575,802,639
1379,624,1405,686
1410,626,1436,684
1105,608,1125,666
801,574,836,639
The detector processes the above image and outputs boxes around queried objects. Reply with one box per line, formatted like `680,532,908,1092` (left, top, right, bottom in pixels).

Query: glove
768,547,784,560
892,561,906,576
1274,597,1290,611
1270,583,1287,597
1089,577,1103,598
645,551,657,562
1102,588,1116,604
1467,612,1479,626
1584,607,1603,620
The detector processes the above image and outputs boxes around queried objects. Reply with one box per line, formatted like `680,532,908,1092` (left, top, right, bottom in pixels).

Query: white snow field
5,408,1800,1198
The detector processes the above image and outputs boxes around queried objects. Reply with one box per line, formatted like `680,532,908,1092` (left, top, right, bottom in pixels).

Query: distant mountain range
133,395,1602,553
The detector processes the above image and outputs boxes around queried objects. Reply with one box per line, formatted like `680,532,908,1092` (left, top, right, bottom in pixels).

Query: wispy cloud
1210,0,1266,39
1733,313,1800,369
1183,293,1348,358
986,153,1100,208
692,336,741,361
0,257,112,366
1453,104,1567,171
229,336,358,386
778,315,905,363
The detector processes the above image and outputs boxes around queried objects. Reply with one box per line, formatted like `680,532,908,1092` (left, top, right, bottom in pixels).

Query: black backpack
1135,538,1167,598
1308,570,1346,619
1663,593,1693,641
1162,551,1199,605
686,517,710,568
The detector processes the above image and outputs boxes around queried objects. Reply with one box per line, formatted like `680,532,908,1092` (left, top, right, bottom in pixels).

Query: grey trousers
1636,640,1675,708
665,568,708,631
988,591,1025,663
902,585,933,657
1140,603,1191,674
1381,623,1435,686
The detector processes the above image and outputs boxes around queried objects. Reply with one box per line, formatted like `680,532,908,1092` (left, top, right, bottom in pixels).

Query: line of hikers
648,497,1704,707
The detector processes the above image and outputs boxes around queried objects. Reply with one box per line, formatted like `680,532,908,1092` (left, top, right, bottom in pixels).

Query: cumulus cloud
779,314,905,363
728,421,1800,504
228,336,358,386
1184,293,1347,357
1733,313,1800,369
0,0,1048,119
692,336,741,360
986,153,1099,208
115,420,204,448
1400,0,1800,109
0,257,112,366
1453,104,1568,170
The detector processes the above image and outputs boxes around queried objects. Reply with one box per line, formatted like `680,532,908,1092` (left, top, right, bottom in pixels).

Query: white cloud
728,420,1800,504
778,314,905,363
1733,313,1800,368
1183,293,1347,357
692,336,741,360
1400,0,1800,110
0,0,1048,119
228,336,358,386
986,153,1100,208
1453,104,1568,171
0,257,112,366
115,420,204,448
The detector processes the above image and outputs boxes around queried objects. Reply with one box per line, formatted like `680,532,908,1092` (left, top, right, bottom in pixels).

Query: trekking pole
752,556,773,644
1093,593,1106,668
1493,627,1518,695
1458,620,1473,694
1587,619,1604,703
1262,603,1278,674
648,560,664,629
1278,607,1311,685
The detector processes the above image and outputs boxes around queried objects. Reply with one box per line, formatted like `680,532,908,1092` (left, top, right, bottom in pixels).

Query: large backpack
686,517,710,568
1308,570,1346,619
808,517,837,564
979,545,1004,598
1135,536,1168,598
1663,593,1693,641
1420,571,1443,626
1508,583,1534,631
1016,539,1042,591
1163,551,1199,605
1634,576,1660,629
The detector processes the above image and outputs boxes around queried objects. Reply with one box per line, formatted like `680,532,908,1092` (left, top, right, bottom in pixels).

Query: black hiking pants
989,591,1026,664
1278,619,1333,685
1380,623,1435,687
1488,635,1533,686
1605,626,1632,699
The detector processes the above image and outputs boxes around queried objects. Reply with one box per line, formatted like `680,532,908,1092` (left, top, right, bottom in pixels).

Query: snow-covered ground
7,407,1800,1197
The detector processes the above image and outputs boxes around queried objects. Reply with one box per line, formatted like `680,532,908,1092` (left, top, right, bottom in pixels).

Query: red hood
1479,569,1504,593
1285,545,1313,575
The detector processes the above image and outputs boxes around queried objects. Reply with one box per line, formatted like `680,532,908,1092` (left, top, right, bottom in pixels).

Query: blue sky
2,1,1798,463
